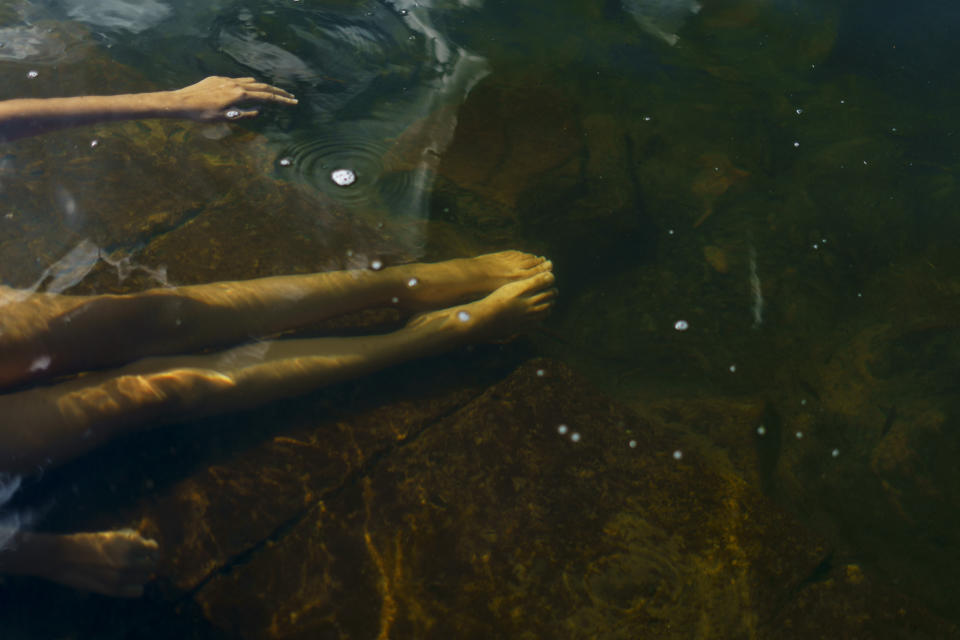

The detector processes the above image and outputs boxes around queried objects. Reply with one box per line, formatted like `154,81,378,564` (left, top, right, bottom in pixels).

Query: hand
164,76,298,122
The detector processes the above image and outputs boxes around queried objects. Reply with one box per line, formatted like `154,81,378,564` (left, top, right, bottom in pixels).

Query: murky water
3,0,960,636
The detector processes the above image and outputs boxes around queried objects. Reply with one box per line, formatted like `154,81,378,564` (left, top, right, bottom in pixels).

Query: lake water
2,0,960,637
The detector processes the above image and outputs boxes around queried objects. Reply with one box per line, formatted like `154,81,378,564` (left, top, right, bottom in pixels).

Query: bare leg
0,252,550,389
0,270,556,475
0,529,158,598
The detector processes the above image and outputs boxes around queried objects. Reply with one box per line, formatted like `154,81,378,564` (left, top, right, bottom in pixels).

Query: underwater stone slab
192,358,845,639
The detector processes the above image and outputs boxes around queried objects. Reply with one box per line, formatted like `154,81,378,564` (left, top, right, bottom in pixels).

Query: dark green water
3,0,960,636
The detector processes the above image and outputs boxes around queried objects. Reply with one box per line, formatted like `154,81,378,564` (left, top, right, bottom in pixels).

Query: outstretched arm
0,76,297,142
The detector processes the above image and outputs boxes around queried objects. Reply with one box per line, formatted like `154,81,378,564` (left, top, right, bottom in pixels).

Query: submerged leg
0,251,551,389
0,529,159,598
0,270,556,475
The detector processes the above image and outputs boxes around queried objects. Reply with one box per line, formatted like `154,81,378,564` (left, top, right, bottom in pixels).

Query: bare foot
392,251,552,311
12,529,160,597
404,269,557,354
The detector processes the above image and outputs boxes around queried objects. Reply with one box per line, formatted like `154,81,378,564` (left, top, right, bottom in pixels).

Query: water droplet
407,277,419,288
795,108,803,115
370,260,383,271
536,369,545,377
795,431,804,439
399,8,408,15
673,450,683,460
629,440,637,448
793,141,800,148
279,157,292,167
345,249,354,257
557,424,568,435
668,229,675,235
832,448,840,458
225,109,241,119
674,320,689,331
330,168,356,187
89,139,99,148
457,310,471,323
26,70,38,79
728,364,737,373
812,243,819,250
643,116,651,121
570,432,581,443
391,297,399,304
756,425,766,436
800,398,807,406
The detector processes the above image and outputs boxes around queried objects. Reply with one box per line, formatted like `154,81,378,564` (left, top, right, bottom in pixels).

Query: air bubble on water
793,141,800,148
800,398,807,406
674,320,689,331
370,259,383,271
795,431,804,439
557,424,568,435
668,229,675,235
90,139,99,148
457,310,471,323
570,432,581,443
330,168,356,187
629,440,637,448
399,8,408,15
643,116,651,121
279,157,292,167
391,296,399,304
757,425,766,436
673,450,683,460
795,108,803,115
812,243,819,250
26,70,38,79
832,448,840,458
28,355,51,372
536,369,545,377
407,277,419,288
728,364,737,373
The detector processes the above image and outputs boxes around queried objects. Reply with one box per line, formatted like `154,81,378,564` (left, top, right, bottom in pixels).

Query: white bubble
407,277,419,288
26,70,38,79
800,398,807,406
391,297,399,304
570,432,581,443
399,8,408,14
832,448,840,458
793,141,800,148
812,243,819,250
674,320,689,331
330,168,356,187
795,108,804,115
279,157,292,167
673,450,683,460
536,369,545,377
795,431,804,439
668,229,675,235
756,425,766,436
728,364,737,373
225,109,240,119
629,440,637,448
557,424,568,435
370,260,383,271
90,139,99,148
28,355,51,372
457,310,471,323
643,116,651,121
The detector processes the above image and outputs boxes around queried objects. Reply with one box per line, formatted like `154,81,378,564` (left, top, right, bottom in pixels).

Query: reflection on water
3,0,960,636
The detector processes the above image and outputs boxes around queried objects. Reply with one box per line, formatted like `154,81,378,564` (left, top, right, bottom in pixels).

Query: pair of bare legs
0,251,555,596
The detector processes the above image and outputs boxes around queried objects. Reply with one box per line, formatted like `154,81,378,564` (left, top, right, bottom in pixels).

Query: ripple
278,129,390,208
